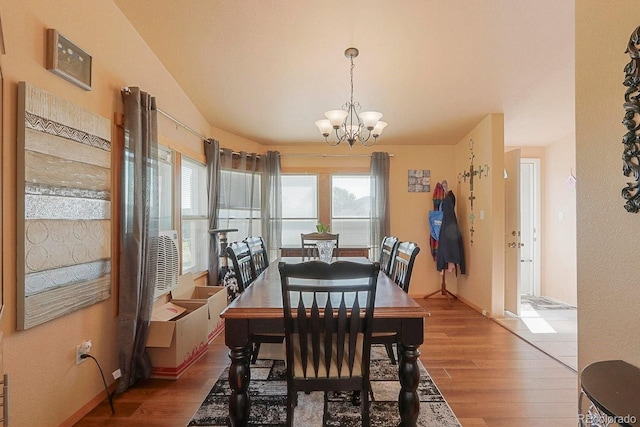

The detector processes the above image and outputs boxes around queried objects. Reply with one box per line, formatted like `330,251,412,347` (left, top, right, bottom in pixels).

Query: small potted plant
316,222,330,233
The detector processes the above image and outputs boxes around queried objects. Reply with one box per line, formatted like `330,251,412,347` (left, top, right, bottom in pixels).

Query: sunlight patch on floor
520,304,557,333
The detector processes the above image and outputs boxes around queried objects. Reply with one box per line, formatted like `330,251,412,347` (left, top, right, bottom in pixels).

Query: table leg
228,345,251,426
398,343,421,426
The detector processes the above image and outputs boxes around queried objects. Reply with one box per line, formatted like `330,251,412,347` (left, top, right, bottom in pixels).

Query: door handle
508,242,516,248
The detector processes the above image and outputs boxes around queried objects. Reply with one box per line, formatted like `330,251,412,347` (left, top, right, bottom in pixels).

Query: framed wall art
408,169,431,192
46,29,92,90
17,81,111,329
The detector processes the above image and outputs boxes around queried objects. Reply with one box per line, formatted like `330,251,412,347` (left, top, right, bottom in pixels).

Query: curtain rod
221,149,261,158
122,86,209,141
158,109,209,141
280,153,394,158
217,152,392,159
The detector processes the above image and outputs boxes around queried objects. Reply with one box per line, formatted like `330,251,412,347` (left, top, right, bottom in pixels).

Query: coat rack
424,268,457,305
457,139,489,246
425,180,457,306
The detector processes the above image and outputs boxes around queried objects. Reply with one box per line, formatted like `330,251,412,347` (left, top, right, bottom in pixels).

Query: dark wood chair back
225,241,256,292
300,232,340,260
390,241,420,293
379,235,399,275
244,236,269,277
230,238,281,363
278,260,380,427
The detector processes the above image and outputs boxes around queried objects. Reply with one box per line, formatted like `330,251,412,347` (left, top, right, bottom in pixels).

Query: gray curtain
205,139,221,286
370,152,390,261
218,148,234,234
117,87,159,392
218,149,261,236
261,151,282,261
238,151,259,235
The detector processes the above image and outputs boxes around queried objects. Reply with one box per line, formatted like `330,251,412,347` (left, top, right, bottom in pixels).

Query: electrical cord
80,354,115,415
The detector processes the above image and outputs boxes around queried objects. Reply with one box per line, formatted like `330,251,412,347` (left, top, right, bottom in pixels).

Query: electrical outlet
112,368,122,380
76,340,92,365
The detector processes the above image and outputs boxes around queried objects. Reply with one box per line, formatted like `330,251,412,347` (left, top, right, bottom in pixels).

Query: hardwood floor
74,297,578,426
494,300,577,371
421,298,577,426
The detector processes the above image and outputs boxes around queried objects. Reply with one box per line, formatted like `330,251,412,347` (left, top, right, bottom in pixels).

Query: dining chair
373,241,421,364
226,240,284,363
279,260,380,427
225,241,256,293
379,235,399,275
300,232,340,260
390,241,421,293
244,235,269,276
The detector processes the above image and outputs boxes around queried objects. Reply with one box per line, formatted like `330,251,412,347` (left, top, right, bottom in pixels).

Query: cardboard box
146,299,209,379
171,272,228,343
151,302,187,321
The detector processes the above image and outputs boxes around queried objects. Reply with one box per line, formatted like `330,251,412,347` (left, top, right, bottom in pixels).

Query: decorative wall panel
17,81,112,329
408,169,431,192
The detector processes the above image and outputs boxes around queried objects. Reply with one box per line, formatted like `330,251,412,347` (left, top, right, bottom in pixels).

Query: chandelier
315,47,387,148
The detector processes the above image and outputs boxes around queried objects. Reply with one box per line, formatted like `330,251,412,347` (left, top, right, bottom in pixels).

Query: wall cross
457,139,489,245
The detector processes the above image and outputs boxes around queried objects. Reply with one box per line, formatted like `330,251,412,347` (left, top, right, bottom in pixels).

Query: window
280,173,371,247
332,175,371,246
181,156,209,274
218,169,262,240
158,145,173,231
281,175,318,246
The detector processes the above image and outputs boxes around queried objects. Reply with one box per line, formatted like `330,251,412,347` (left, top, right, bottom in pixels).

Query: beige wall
576,1,640,371
0,1,260,425
543,133,577,305
453,114,505,317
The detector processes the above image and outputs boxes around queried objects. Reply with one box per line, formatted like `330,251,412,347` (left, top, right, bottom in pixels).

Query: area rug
188,348,461,426
521,295,576,310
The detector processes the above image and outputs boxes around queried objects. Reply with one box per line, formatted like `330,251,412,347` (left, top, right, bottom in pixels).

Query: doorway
497,155,577,371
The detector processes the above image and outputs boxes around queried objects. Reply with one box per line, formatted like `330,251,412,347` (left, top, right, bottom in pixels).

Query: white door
520,159,541,296
504,149,521,316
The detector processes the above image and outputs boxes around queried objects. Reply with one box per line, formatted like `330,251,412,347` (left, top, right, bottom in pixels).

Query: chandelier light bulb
324,110,349,128
360,111,383,129
372,121,387,137
315,119,333,137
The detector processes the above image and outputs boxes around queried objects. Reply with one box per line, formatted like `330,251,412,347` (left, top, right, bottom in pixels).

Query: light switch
480,210,485,220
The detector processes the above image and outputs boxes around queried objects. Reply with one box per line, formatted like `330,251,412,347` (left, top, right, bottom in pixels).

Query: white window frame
281,174,319,247
331,174,371,246
181,156,209,274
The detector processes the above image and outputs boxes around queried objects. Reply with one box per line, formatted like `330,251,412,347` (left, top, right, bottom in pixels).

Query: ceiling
113,0,575,147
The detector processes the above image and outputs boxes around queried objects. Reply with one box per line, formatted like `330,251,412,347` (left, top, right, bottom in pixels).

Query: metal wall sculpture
622,25,640,213
457,139,489,246
17,82,112,329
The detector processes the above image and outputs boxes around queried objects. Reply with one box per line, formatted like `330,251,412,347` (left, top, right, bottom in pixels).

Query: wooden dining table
220,257,429,426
